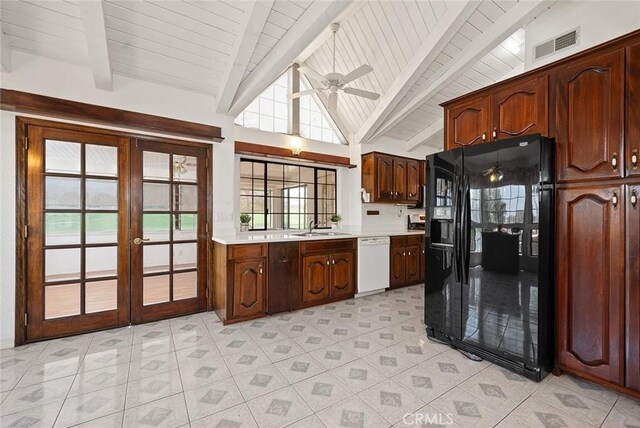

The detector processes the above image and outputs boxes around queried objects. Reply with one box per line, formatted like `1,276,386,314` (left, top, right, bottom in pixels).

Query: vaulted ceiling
0,0,555,150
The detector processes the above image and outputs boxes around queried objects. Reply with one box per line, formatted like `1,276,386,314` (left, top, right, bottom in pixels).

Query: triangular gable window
298,78,343,144
235,72,289,133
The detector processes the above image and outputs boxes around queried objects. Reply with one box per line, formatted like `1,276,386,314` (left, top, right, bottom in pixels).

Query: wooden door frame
15,116,213,346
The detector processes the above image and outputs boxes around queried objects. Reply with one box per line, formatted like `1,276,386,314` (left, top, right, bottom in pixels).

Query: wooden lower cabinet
330,252,355,299
267,242,299,314
626,184,640,391
232,259,265,319
556,185,625,385
302,254,331,304
390,235,425,288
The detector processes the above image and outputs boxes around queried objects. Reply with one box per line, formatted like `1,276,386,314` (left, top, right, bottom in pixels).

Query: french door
25,123,209,342
130,139,208,323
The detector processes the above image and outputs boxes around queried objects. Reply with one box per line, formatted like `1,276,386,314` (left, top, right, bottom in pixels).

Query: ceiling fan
483,163,504,182
289,22,380,111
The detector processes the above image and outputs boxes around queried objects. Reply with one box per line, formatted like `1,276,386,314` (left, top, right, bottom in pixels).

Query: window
235,72,289,133
240,159,337,231
299,78,342,144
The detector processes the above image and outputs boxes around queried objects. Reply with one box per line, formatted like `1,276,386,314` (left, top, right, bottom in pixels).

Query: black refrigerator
424,134,554,381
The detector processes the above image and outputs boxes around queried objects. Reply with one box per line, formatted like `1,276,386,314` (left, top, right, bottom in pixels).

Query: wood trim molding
234,140,356,168
1,89,224,142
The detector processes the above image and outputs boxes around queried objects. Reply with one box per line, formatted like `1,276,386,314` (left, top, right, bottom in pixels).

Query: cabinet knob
612,191,619,208
492,128,497,139
632,190,638,208
612,153,618,170
326,260,330,266
259,266,263,275
482,132,487,142
632,151,638,170
403,252,406,256
332,259,336,265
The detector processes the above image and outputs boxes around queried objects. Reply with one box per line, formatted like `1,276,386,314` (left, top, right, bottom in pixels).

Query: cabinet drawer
301,238,356,254
228,243,268,260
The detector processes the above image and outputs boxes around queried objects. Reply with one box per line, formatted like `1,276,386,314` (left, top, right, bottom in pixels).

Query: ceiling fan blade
341,65,373,85
328,93,338,111
342,87,380,100
288,88,320,99
298,66,328,85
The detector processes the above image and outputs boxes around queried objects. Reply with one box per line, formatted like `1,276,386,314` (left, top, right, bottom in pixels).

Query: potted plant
240,213,251,232
330,213,342,229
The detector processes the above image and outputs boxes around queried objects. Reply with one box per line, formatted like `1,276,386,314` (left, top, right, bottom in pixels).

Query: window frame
240,158,337,231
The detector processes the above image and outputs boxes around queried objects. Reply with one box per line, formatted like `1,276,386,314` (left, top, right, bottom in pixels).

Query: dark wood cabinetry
390,235,424,288
232,259,265,319
300,239,356,306
556,185,625,385
362,152,424,204
445,95,490,148
627,42,640,178
626,184,640,391
267,242,299,314
556,49,625,183
491,75,548,139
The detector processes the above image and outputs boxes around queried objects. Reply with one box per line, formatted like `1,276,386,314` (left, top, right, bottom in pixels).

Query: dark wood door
556,49,625,183
330,252,354,299
267,242,299,314
131,139,209,323
626,184,640,391
390,245,406,288
376,154,394,201
232,259,265,319
491,75,548,139
302,254,330,304
25,126,130,341
627,42,640,178
393,159,408,201
445,95,490,149
556,185,625,385
406,160,421,203
406,245,421,285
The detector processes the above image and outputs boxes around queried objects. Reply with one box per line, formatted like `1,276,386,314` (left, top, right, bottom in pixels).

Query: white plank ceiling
0,0,552,150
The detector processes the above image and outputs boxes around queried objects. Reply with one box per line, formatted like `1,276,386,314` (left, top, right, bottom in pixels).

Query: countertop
212,228,425,245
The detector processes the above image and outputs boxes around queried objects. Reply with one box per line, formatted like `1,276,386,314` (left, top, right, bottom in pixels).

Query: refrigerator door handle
453,175,461,283
461,174,471,285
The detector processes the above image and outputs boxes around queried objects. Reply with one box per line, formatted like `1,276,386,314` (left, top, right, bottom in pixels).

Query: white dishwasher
357,237,391,297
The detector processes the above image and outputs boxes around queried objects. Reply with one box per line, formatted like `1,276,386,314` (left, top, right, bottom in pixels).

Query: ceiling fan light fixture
488,167,504,182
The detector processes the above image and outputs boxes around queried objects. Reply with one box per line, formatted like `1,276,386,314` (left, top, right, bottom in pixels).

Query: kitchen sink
291,232,352,237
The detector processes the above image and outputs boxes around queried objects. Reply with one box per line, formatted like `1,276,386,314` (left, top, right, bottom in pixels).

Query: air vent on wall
534,28,580,61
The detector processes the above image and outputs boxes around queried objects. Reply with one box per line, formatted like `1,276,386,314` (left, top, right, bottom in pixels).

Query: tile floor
1,284,639,427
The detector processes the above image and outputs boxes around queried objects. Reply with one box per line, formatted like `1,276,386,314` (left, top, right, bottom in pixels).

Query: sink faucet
308,221,318,234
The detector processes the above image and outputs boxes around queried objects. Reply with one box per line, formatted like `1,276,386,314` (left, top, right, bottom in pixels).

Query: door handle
612,153,618,170
632,151,638,170
133,238,150,245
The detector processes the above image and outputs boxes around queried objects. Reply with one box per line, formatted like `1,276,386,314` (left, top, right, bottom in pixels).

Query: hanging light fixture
289,138,304,156
483,151,504,183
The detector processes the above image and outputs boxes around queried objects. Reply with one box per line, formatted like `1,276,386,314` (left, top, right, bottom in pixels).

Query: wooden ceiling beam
370,0,554,142
78,0,113,91
228,0,352,117
215,0,274,114
353,0,480,145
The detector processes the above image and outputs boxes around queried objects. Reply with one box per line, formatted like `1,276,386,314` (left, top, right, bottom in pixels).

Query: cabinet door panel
376,155,394,201
406,160,421,203
627,184,640,391
556,186,624,385
406,245,421,285
232,259,265,319
446,95,490,149
330,252,355,299
302,254,330,304
267,242,299,314
390,246,406,288
627,42,640,178
556,49,624,182
492,76,548,139
393,159,407,201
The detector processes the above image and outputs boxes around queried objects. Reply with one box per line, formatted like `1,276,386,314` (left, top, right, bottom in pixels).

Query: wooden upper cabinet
626,184,640,391
491,75,548,139
446,95,490,149
330,252,355,299
376,154,395,201
406,160,421,203
627,42,640,178
556,185,625,385
393,159,407,201
232,259,265,319
556,49,625,183
302,254,330,304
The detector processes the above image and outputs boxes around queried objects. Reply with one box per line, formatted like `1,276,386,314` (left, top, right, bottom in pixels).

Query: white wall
524,1,640,70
